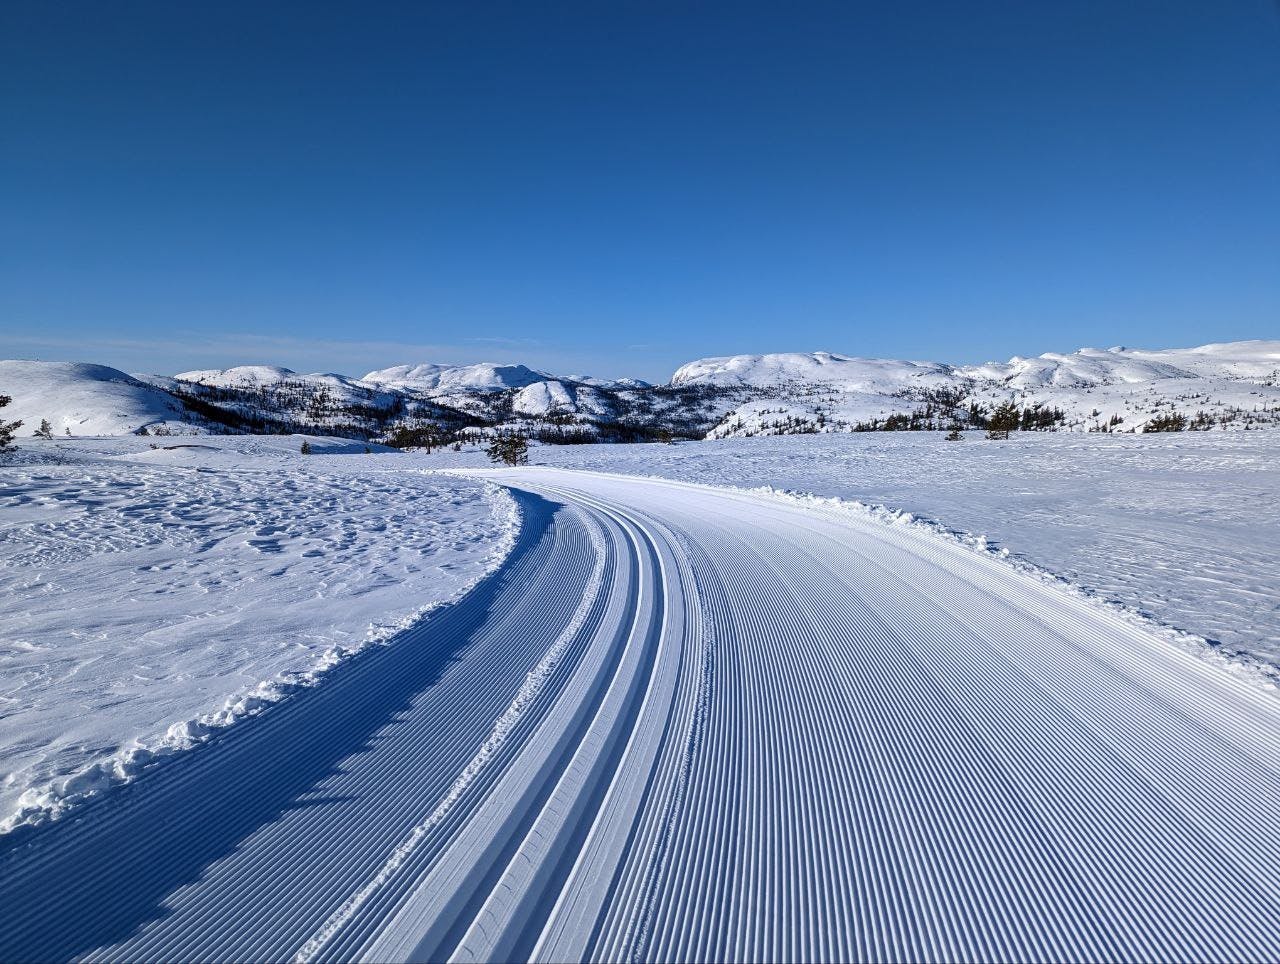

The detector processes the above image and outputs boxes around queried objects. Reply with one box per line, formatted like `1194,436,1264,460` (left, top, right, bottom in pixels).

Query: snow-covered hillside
674,341,1280,438
2,340,1278,444
511,379,576,415
362,362,548,393
673,350,958,392
675,341,1280,390
0,361,192,436
175,365,402,409
955,340,1280,387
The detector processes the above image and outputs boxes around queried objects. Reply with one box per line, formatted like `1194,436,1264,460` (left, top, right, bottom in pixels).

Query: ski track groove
2,469,1279,963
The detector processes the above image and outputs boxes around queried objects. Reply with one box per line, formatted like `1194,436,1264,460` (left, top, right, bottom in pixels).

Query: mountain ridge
2,339,1278,441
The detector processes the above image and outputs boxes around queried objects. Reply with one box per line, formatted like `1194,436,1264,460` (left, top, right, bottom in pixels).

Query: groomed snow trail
4,469,1280,963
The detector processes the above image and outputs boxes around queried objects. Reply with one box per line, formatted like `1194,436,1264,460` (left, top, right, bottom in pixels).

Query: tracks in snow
4,468,1280,962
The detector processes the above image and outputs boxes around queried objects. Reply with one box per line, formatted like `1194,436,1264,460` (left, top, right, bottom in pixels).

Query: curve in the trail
3,468,1280,963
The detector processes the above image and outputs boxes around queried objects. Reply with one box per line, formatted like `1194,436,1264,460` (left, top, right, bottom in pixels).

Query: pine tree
0,394,22,451
986,400,1020,440
33,418,53,439
485,431,529,466
300,439,312,454
1144,412,1186,433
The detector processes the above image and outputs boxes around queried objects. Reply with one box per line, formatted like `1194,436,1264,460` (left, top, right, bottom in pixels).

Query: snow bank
743,484,1279,695
0,437,519,832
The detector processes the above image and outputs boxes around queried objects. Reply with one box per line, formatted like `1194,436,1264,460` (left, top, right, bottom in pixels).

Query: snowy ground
430,430,1280,671
5,467,1279,962
5,429,1275,838
0,435,516,829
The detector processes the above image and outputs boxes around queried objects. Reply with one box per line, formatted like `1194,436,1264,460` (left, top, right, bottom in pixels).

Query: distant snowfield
0,436,516,830
431,430,1280,672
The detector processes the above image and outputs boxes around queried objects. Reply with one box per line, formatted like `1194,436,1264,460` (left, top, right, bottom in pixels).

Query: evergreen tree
0,394,21,452
384,422,444,451
986,400,1020,440
485,431,529,466
1145,412,1187,433
300,439,313,454
33,418,53,439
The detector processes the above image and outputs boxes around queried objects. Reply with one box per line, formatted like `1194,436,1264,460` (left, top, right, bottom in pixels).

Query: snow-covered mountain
2,340,1277,444
0,361,192,436
674,341,1280,392
956,341,1280,388
673,342,1280,438
673,351,959,393
362,362,548,394
175,365,399,402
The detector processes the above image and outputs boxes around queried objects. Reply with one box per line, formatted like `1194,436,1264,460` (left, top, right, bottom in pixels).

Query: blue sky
2,1,1277,381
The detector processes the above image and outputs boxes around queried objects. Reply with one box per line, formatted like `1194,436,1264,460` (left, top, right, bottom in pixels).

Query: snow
1121,339,1280,380
0,360,192,436
362,362,549,393
6,464,1280,961
175,364,302,387
430,430,1280,673
674,341,1280,391
5,340,1278,450
671,341,1280,438
0,435,518,831
673,350,958,392
174,364,402,409
511,379,576,416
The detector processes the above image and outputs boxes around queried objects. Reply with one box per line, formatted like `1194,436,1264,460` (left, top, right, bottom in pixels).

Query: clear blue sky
2,1,1278,381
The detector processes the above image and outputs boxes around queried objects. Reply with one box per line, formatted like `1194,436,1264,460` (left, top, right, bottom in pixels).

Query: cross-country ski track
4,467,1280,963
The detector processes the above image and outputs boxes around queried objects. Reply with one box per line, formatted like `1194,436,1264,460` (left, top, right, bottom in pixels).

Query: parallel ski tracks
2,469,1280,962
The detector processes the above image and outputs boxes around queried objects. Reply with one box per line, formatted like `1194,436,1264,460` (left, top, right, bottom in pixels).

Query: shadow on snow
0,489,558,962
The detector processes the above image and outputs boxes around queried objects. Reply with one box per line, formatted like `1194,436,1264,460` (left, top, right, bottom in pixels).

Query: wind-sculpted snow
3,469,1280,962
0,438,516,831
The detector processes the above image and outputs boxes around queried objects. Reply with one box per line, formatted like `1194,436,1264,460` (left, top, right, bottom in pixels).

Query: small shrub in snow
1145,412,1187,433
0,394,22,451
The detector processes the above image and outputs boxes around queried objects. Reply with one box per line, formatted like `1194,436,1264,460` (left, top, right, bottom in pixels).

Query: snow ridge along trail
4,468,1280,963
